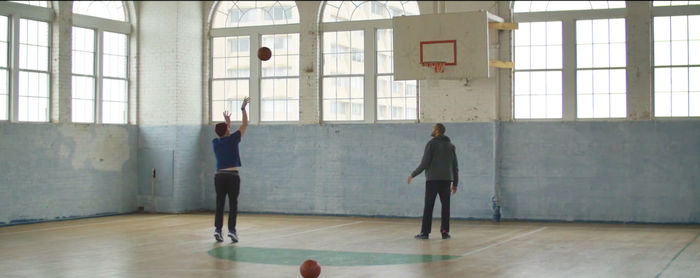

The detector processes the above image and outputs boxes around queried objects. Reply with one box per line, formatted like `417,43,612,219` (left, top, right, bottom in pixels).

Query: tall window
576,19,627,118
0,1,51,122
0,16,8,120
513,22,563,119
211,1,299,123
18,18,50,122
376,29,417,120
322,30,364,121
321,1,419,122
71,27,95,123
261,33,299,121
513,1,627,120
653,1,700,117
212,35,250,122
72,1,130,124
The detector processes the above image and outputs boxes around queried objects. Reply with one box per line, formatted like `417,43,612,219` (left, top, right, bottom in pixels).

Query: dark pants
214,171,240,232
421,180,451,234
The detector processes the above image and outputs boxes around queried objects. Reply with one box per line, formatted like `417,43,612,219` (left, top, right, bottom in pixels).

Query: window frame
513,5,628,121
651,4,700,118
513,21,564,120
0,1,53,122
71,6,131,125
210,22,300,124
260,33,300,122
320,3,420,124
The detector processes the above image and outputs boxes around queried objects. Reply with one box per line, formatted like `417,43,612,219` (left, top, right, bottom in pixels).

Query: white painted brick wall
51,1,72,123
139,1,202,126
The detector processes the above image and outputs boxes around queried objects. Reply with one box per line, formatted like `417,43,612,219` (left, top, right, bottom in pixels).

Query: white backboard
393,11,489,80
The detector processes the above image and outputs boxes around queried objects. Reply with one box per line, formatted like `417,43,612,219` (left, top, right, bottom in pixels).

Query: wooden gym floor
0,213,698,277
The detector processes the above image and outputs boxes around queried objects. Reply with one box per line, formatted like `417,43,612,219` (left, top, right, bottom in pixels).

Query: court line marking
242,221,364,245
460,226,547,256
0,214,177,236
356,220,546,229
655,231,700,278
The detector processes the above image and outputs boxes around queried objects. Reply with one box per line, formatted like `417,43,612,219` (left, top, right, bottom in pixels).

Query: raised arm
238,97,250,136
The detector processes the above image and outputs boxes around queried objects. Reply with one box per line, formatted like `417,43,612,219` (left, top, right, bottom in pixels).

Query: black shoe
441,233,451,239
414,233,429,239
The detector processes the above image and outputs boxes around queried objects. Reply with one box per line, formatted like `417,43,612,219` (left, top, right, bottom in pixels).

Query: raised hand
241,97,250,110
223,111,231,124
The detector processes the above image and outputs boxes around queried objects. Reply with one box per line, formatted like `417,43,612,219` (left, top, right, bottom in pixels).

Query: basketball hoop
422,61,446,73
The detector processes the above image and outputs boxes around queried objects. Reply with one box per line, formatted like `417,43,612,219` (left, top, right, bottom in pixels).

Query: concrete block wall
198,121,700,223
0,123,138,225
499,121,700,223
200,123,497,219
138,1,203,213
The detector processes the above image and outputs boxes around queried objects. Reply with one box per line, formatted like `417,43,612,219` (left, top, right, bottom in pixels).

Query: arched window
0,1,52,122
73,1,126,21
321,1,419,122
210,1,300,123
652,1,700,117
513,1,627,119
10,1,49,8
513,1,625,12
71,1,131,124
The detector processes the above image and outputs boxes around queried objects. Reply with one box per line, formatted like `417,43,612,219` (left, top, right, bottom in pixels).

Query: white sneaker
214,231,224,242
228,231,239,243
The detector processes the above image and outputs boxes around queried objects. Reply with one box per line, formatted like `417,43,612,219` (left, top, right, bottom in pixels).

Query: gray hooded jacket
411,135,459,186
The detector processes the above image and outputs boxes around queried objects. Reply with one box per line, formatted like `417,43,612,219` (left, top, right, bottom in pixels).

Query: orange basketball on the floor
258,47,272,61
300,259,321,278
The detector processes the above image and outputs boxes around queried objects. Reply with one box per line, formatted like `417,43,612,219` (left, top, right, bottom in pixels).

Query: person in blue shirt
212,97,250,243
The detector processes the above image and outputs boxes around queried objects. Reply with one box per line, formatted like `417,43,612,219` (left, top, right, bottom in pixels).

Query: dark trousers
214,171,240,232
421,180,451,234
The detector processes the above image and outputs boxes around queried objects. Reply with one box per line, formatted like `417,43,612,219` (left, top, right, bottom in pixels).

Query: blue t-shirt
212,130,242,169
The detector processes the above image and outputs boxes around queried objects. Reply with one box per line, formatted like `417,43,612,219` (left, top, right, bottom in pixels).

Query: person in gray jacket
407,123,459,239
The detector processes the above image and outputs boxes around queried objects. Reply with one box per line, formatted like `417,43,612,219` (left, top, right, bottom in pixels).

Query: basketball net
422,61,446,73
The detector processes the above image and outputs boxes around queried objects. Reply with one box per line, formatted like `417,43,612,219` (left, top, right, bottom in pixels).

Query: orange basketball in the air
300,259,321,278
258,47,272,61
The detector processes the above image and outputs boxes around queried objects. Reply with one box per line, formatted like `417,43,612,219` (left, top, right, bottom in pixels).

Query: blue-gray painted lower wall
3,120,698,225
0,123,138,225
137,125,204,213
499,121,700,223
200,123,497,219
200,121,700,224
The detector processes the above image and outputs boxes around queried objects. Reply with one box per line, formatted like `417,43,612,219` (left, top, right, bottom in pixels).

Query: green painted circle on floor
208,246,460,266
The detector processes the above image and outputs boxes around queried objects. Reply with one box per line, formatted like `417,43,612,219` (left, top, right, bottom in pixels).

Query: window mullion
250,34,260,124
9,15,19,122
95,29,102,123
563,18,577,121
365,28,375,123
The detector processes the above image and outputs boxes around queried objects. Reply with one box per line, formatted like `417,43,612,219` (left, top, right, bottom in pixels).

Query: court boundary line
243,221,364,245
0,214,177,235
655,231,700,278
460,226,547,256
239,214,548,229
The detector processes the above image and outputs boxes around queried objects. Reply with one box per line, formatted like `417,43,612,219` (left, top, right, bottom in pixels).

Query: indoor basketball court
1,1,699,278
1,213,698,277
